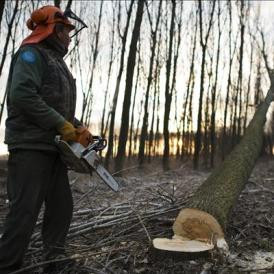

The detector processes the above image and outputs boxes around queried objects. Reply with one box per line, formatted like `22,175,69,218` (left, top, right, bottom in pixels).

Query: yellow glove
75,127,93,147
57,121,77,142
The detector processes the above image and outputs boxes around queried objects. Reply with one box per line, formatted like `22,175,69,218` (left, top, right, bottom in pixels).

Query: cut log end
152,208,229,254
173,208,225,243
153,237,214,252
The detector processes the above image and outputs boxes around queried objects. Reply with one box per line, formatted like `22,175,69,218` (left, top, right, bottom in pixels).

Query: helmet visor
64,9,88,38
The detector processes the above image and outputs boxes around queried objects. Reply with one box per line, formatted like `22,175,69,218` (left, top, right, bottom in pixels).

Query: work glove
57,121,77,142
75,127,93,147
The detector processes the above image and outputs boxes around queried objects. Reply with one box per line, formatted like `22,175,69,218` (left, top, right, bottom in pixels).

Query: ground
0,155,273,273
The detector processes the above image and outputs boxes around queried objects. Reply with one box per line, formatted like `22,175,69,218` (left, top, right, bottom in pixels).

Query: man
0,5,91,273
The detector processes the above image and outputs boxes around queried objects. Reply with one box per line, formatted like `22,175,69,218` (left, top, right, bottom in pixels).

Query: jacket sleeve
9,46,65,130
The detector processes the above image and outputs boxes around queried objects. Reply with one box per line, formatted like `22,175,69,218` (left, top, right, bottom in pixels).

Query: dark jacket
5,37,80,151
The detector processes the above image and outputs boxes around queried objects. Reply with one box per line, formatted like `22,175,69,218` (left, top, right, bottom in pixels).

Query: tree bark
181,9,198,158
172,1,183,158
115,0,145,172
243,39,254,132
66,0,73,11
129,41,141,158
0,0,19,125
236,0,246,139
82,1,103,126
222,0,233,160
148,32,161,160
232,0,245,145
193,0,216,169
0,0,5,30
105,0,134,168
54,0,61,8
163,0,176,170
138,0,162,165
210,0,221,168
101,2,116,138
203,65,212,168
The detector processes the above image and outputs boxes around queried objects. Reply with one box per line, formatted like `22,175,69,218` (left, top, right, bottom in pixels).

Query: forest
0,0,273,169
0,0,273,273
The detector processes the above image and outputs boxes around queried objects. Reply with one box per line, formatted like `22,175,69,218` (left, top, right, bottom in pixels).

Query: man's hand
57,122,92,147
57,121,77,142
75,127,93,147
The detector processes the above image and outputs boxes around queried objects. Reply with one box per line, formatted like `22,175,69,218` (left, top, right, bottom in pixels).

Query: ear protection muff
26,7,48,30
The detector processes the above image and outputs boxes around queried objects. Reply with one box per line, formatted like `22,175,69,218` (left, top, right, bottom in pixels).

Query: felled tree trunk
154,78,274,253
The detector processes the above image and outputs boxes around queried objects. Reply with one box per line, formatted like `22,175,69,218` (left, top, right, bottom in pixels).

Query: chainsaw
55,135,119,192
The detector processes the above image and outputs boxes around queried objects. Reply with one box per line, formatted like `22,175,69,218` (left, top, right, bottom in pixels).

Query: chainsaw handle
83,136,107,154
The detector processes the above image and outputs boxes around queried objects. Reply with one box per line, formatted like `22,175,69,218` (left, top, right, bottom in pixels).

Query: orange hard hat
22,5,75,46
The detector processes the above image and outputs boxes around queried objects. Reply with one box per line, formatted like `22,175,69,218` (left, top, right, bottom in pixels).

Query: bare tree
203,53,213,168
0,0,19,124
82,1,103,126
171,1,183,159
243,33,254,132
129,41,141,158
54,0,61,8
66,0,73,11
232,0,246,143
149,28,163,160
0,0,19,77
193,0,216,169
0,0,5,30
181,9,198,157
210,0,222,167
138,0,162,165
101,2,116,138
163,0,176,170
115,0,145,172
105,0,135,167
222,0,238,159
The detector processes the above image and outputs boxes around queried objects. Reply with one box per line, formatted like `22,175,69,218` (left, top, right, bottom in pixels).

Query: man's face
56,25,72,49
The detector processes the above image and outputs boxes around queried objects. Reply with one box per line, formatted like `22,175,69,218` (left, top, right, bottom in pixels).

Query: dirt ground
0,155,273,273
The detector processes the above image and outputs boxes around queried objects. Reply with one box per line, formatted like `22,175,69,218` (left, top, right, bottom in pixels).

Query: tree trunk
66,0,73,10
163,0,176,170
150,40,162,159
171,1,183,159
243,40,254,132
181,9,198,158
82,1,103,126
138,0,162,165
54,0,61,8
210,0,221,168
115,0,145,172
0,0,19,125
105,0,134,168
0,0,5,29
148,32,161,161
222,0,234,160
129,41,141,158
173,79,274,249
193,0,216,169
203,69,212,168
236,0,245,139
101,2,116,138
